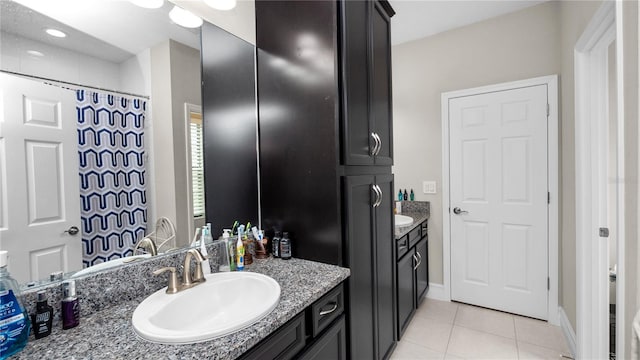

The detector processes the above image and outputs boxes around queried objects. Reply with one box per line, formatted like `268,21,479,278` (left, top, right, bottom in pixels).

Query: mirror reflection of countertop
395,201,430,239
13,258,349,360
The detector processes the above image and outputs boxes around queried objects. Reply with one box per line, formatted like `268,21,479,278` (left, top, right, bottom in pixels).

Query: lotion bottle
61,280,80,330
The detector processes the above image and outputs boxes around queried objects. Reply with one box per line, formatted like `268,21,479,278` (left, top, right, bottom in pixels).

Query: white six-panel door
0,73,82,283
449,84,549,320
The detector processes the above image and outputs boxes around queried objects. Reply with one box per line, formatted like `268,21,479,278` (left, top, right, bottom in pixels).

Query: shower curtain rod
0,70,150,100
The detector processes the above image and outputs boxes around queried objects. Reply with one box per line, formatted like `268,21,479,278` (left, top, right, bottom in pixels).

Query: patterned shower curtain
76,90,147,267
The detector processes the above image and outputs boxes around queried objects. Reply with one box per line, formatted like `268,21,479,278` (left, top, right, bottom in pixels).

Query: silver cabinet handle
374,184,382,207
371,185,378,207
416,251,422,268
453,207,468,215
373,133,382,156
319,302,338,316
413,253,419,270
370,133,378,156
63,226,80,235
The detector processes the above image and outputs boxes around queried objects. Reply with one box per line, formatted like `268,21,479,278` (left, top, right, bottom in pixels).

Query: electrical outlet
423,181,436,194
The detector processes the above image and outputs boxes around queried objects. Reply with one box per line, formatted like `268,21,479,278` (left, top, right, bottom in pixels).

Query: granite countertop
395,201,431,239
14,258,350,360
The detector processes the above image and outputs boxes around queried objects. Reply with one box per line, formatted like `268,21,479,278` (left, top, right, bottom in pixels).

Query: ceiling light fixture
45,28,66,38
27,50,44,57
169,6,203,28
129,0,164,9
203,0,236,11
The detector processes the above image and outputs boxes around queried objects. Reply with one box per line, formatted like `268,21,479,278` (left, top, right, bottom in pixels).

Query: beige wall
619,1,639,357
151,40,201,249
392,1,561,285
558,0,603,330
392,0,604,332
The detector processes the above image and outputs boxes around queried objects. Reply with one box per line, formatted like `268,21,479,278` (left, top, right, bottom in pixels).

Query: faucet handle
153,266,180,294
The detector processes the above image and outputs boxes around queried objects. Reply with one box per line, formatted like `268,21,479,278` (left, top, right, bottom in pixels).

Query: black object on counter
280,232,292,260
31,291,53,339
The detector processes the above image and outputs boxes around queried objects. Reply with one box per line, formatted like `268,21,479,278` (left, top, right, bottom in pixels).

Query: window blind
190,112,205,217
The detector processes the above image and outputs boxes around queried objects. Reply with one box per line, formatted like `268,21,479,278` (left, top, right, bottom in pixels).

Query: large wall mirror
0,0,257,285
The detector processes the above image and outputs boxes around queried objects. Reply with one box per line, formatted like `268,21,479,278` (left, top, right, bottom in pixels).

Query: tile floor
391,298,572,360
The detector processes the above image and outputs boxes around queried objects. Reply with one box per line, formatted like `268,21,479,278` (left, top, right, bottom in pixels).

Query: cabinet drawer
396,235,409,260
310,283,344,338
408,226,421,249
241,312,306,360
420,221,428,238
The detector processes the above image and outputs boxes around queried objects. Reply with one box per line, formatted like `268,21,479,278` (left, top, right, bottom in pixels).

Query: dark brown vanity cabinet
255,0,395,359
396,221,429,338
341,0,394,166
343,174,396,360
241,284,346,360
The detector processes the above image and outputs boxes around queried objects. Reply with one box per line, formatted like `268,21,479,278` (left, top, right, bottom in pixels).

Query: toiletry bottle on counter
403,189,408,200
0,251,30,358
31,291,53,339
222,229,236,271
280,232,292,260
410,189,415,201
272,231,282,258
61,280,80,330
200,227,212,275
236,229,245,271
397,190,403,201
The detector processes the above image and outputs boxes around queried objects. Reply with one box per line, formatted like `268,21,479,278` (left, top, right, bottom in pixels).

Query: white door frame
574,2,623,359
441,75,559,326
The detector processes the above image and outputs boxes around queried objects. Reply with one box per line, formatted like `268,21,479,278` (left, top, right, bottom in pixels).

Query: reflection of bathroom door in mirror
0,73,82,283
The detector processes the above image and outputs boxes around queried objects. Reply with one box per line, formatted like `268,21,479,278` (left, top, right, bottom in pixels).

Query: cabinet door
374,174,396,359
415,238,429,305
343,175,376,359
396,250,415,338
340,0,374,166
371,1,393,166
299,316,347,360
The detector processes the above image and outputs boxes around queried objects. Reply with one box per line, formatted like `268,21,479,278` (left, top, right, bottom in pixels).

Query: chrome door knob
64,226,80,235
453,207,468,215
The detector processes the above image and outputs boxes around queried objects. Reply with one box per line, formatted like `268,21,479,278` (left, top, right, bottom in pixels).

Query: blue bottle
0,251,30,359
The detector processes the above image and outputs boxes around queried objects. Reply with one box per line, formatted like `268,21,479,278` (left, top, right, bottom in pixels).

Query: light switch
423,181,436,194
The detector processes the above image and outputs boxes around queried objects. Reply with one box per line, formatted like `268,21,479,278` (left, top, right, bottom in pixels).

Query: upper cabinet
340,0,395,166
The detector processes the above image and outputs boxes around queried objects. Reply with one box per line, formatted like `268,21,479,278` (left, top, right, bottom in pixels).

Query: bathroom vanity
14,255,349,359
394,202,430,339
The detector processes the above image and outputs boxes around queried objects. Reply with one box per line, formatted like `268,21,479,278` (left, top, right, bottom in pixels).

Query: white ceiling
389,0,548,45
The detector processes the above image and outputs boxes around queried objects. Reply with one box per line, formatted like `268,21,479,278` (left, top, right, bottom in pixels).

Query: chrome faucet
152,248,208,294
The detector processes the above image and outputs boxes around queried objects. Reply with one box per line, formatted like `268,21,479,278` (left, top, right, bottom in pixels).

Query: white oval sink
132,272,280,344
395,214,414,227
72,254,152,278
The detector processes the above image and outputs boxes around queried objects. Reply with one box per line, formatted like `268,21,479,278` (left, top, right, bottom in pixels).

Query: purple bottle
61,280,80,330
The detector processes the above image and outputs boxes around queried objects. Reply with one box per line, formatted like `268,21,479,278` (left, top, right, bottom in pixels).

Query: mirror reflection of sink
395,214,414,227
132,272,280,344
72,254,152,278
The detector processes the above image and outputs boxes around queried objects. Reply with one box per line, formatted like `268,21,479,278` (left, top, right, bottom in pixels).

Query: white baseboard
559,306,577,357
426,282,449,301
